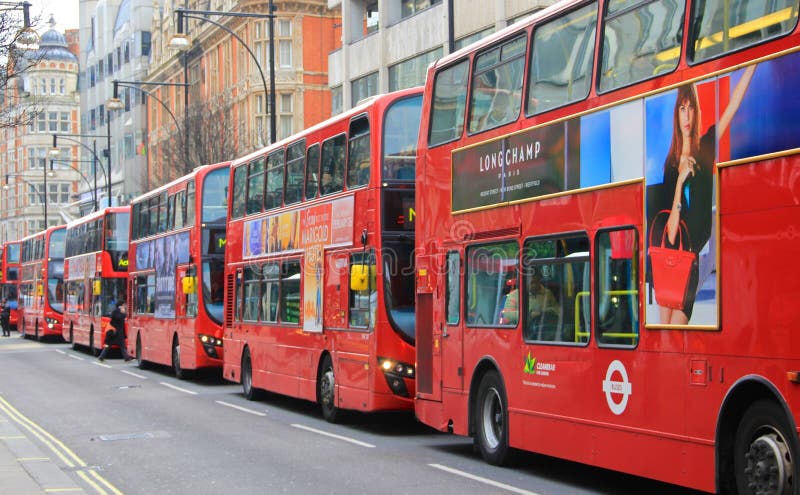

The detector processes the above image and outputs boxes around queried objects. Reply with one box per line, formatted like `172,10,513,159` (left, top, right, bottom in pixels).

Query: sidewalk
0,334,87,495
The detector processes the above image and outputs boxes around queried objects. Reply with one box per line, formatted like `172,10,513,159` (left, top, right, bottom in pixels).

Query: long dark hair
665,84,701,170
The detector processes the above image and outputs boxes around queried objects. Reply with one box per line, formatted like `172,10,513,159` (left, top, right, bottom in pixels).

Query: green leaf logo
524,353,536,374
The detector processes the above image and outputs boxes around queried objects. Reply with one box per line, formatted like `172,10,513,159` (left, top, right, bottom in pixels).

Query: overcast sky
30,0,79,33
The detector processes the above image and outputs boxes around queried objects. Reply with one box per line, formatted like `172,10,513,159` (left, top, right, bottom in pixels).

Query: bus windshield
7,244,19,264
202,168,230,224
106,212,130,272
49,229,66,259
383,95,422,181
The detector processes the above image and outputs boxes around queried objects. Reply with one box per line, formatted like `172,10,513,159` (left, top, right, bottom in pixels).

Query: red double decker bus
19,226,66,340
126,162,230,378
224,88,422,421
0,241,21,330
63,207,130,354
414,1,800,493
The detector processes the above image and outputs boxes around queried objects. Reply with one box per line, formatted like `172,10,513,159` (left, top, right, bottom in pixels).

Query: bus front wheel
475,370,510,466
318,355,340,423
136,335,149,370
172,338,189,380
241,349,263,401
735,399,797,495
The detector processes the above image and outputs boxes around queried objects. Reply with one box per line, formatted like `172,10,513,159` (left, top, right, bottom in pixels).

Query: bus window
157,192,168,233
232,165,248,219
247,158,266,214
466,241,519,327
469,35,526,133
280,260,301,324
202,166,230,224
186,180,196,227
528,2,597,116
266,150,285,210
305,144,320,200
383,95,422,181
429,59,469,147
349,251,376,328
522,235,590,344
174,190,186,229
599,0,684,93
260,263,279,323
285,140,305,205
691,0,799,62
243,265,260,322
347,116,371,188
167,194,176,231
185,265,198,318
595,228,639,347
445,251,460,325
320,134,345,195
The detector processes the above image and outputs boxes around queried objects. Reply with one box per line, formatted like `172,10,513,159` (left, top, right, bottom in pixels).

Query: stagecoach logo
603,360,632,415
523,353,555,376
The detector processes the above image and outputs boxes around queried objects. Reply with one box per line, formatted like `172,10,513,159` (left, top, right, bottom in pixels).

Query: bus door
416,249,463,402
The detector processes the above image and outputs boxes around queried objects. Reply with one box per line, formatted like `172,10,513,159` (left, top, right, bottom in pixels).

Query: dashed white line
55,350,66,355
215,401,267,417
68,355,84,361
159,382,198,395
92,361,112,369
120,370,147,379
429,464,541,495
291,424,375,448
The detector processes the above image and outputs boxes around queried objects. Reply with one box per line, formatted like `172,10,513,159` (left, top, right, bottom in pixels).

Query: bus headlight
378,357,415,398
46,318,58,329
198,334,223,347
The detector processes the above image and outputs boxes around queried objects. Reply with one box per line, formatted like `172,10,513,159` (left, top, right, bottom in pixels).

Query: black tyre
735,399,797,495
474,370,510,465
136,334,149,369
89,329,99,357
34,320,40,341
241,349,264,401
172,339,189,380
318,354,339,423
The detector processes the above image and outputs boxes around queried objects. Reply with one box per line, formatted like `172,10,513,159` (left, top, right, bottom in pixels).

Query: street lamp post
169,3,277,144
3,164,53,228
49,159,100,212
50,134,109,211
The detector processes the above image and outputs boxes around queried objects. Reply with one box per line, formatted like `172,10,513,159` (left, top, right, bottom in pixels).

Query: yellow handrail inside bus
574,289,639,342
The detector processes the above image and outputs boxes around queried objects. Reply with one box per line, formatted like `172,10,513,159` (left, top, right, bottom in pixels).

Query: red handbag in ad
648,210,697,311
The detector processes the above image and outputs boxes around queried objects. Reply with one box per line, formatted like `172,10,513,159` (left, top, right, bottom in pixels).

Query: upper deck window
599,0,684,93
383,95,422,181
266,151,285,210
247,158,265,215
202,167,230,223
285,140,305,205
527,2,597,116
347,116,371,189
232,165,247,219
468,35,526,134
305,144,320,200
428,60,469,147
320,134,345,196
690,0,799,63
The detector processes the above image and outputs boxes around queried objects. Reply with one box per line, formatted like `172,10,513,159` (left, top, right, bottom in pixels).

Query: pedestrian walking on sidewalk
0,299,11,337
98,300,133,362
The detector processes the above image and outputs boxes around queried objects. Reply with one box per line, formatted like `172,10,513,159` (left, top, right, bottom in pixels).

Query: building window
389,48,442,92
28,183,44,205
331,86,342,116
60,112,70,132
59,78,65,94
365,1,379,35
455,27,494,51
401,0,441,19
351,72,378,106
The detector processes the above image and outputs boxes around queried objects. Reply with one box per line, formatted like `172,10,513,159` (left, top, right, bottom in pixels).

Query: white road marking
291,423,375,448
215,401,267,417
428,464,541,495
120,370,147,379
68,355,84,361
159,382,198,395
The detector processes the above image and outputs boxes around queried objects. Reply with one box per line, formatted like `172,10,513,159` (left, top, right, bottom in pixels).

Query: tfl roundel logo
602,360,632,415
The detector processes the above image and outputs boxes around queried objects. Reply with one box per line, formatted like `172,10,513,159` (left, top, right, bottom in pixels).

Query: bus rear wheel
318,355,339,423
241,349,263,401
475,370,510,465
735,399,797,495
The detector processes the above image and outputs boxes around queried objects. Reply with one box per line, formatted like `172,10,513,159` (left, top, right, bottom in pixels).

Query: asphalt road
0,335,705,495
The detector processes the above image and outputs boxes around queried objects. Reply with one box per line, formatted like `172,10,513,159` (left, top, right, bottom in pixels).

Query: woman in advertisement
653,65,755,325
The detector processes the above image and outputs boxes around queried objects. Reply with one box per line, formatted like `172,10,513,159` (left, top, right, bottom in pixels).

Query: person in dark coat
98,300,133,362
0,299,10,337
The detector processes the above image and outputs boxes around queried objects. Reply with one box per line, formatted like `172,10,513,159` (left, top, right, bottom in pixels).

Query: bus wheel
69,325,76,348
735,399,796,495
89,330,98,357
172,339,187,380
241,349,263,401
34,320,40,341
475,370,510,465
318,355,339,423
136,335,149,370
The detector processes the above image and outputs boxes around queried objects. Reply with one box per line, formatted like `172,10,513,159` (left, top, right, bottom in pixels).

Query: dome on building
34,15,78,63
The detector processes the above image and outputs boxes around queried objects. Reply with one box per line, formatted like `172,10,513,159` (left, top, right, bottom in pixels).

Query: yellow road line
0,395,124,495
